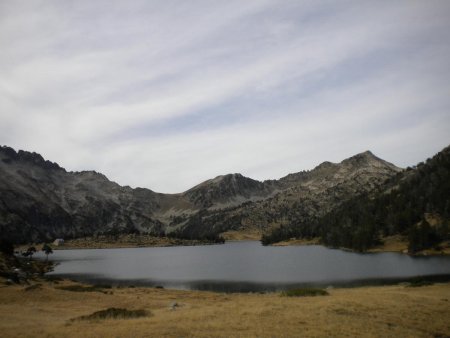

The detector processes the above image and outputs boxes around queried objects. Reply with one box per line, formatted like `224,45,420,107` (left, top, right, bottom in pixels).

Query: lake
37,241,450,292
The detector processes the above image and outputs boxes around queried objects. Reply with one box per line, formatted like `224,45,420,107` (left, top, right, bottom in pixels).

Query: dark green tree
22,246,37,260
408,220,440,253
42,244,53,261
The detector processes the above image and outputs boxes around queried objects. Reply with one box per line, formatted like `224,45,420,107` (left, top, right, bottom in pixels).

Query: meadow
0,278,449,337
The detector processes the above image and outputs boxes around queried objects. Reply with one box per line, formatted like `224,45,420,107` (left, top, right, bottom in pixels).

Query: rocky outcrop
183,173,275,209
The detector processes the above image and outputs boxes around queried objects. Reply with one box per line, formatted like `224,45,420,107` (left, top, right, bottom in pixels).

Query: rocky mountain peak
342,150,401,172
1,145,63,171
344,150,376,163
314,160,337,170
74,170,110,181
183,173,270,208
209,173,243,184
216,173,254,184
342,150,372,162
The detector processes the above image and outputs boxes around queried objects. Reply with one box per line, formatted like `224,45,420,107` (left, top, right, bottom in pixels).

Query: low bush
281,288,329,297
407,279,433,288
56,284,110,293
75,307,149,321
94,284,112,289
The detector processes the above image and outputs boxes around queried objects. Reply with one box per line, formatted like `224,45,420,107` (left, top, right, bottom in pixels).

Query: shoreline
270,235,450,256
16,234,223,251
5,252,450,293
43,273,450,293
15,233,450,257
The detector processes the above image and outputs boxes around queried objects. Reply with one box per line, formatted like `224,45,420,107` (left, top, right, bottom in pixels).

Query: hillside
0,145,401,243
0,147,165,243
177,151,401,239
262,146,450,252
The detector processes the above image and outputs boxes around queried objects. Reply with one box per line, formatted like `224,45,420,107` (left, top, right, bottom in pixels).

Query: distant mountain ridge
177,150,402,239
262,145,450,252
0,145,401,243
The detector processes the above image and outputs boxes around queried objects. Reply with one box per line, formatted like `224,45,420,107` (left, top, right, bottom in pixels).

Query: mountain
0,147,164,243
183,173,275,209
177,150,401,238
0,145,401,243
262,146,450,252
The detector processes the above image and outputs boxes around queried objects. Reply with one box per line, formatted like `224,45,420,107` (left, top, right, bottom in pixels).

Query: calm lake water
36,241,450,292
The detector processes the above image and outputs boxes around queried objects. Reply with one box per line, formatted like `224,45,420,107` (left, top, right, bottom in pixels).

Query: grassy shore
16,234,219,251
15,232,450,256
272,235,450,255
368,236,450,255
272,237,322,247
1,277,449,337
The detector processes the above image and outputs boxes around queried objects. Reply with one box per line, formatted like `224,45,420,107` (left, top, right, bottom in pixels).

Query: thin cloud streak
1,0,449,192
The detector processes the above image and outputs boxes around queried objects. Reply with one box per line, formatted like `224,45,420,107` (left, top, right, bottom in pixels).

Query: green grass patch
74,307,149,321
281,288,329,297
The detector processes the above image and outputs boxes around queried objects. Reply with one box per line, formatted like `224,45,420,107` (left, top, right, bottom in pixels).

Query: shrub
407,279,433,288
22,246,37,260
281,288,329,297
75,307,149,321
56,284,110,293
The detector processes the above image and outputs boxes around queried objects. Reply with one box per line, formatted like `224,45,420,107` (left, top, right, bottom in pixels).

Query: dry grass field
271,235,450,255
16,234,213,251
221,229,262,241
272,237,322,246
368,236,450,255
0,279,449,338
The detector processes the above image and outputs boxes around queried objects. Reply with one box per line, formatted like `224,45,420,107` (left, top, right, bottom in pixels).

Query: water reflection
36,241,450,292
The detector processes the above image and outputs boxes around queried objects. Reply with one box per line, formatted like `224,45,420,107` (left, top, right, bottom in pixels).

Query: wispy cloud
1,0,449,192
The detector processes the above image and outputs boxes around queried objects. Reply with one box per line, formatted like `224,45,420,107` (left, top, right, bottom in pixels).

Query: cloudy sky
1,1,449,193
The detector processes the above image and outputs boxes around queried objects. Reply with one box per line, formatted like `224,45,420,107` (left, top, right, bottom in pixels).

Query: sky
1,0,450,193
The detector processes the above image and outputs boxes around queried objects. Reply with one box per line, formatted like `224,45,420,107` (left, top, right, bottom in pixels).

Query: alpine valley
1,145,449,252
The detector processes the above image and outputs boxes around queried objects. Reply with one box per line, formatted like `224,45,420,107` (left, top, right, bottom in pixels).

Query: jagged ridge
0,145,402,243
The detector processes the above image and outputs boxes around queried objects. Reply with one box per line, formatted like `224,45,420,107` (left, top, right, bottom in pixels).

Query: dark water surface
36,241,450,292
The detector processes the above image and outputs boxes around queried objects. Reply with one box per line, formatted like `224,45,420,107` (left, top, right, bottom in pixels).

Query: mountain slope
0,147,163,242
177,151,401,238
262,146,450,252
0,145,402,243
183,173,275,209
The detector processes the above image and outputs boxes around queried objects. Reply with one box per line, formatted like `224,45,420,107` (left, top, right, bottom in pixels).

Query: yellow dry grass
368,235,450,255
0,280,449,337
272,237,321,246
221,229,262,241
274,235,450,255
367,235,409,253
16,235,212,251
